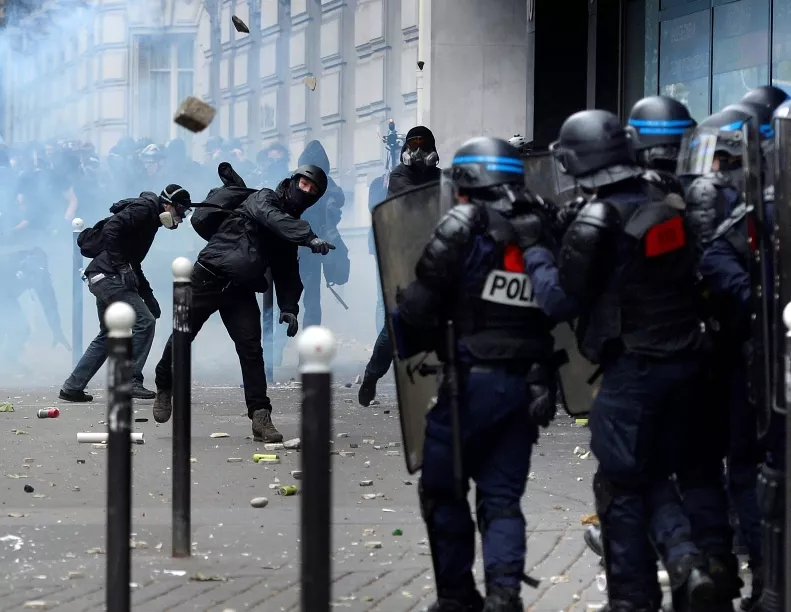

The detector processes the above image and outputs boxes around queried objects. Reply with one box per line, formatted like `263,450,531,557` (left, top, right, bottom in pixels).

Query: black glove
556,196,585,233
118,264,138,291
308,237,336,255
279,312,299,337
510,213,545,251
144,294,161,319
526,363,556,428
52,329,71,351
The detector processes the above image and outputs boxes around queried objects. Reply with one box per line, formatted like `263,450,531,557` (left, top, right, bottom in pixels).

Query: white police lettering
480,270,538,308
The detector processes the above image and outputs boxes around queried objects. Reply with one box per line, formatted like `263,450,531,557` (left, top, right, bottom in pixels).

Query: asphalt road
0,380,604,611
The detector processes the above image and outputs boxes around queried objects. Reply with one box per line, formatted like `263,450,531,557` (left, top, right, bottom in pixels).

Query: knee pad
474,490,523,537
757,464,784,520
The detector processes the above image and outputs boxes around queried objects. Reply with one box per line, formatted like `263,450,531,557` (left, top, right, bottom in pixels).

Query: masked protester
295,140,349,328
58,185,192,403
359,125,441,407
0,248,70,375
151,165,335,443
252,144,290,190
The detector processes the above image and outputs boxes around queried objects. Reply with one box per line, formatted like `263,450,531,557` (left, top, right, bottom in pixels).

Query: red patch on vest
503,244,524,272
644,216,686,257
747,217,758,252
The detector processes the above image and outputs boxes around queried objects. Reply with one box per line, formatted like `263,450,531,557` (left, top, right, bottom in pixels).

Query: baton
326,282,349,310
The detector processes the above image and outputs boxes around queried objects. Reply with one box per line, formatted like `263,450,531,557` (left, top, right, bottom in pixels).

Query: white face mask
159,210,180,229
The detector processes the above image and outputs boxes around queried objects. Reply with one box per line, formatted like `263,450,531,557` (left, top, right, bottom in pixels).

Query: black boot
708,553,743,612
756,465,784,612
358,372,378,407
667,554,717,612
482,587,522,611
427,589,484,612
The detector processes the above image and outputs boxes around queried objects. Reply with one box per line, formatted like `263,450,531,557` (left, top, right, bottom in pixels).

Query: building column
425,0,528,159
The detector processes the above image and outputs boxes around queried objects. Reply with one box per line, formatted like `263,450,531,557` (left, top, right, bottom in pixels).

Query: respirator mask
159,186,191,229
401,135,438,168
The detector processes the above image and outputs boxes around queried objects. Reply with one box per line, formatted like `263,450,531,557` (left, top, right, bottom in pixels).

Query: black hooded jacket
197,178,319,314
84,192,162,297
297,140,345,236
386,126,441,197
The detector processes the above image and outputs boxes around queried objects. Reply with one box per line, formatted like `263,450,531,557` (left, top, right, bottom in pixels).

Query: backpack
76,198,136,259
190,161,256,241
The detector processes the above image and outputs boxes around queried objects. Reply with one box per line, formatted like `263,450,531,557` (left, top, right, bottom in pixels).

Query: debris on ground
210,432,229,439
364,541,382,549
581,513,600,526
191,572,227,582
291,470,302,480
250,497,269,508
359,480,373,487
227,458,243,463
23,485,33,493
0,403,14,412
392,529,403,536
284,438,301,449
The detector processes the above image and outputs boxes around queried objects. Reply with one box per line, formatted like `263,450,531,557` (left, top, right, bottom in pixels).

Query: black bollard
171,257,194,558
104,301,136,612
297,326,336,612
71,218,84,367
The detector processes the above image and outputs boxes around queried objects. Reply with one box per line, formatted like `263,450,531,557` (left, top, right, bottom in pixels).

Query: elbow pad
558,201,620,301
416,204,480,290
685,177,722,246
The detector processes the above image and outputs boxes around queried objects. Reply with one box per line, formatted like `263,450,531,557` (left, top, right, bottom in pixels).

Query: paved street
0,380,604,611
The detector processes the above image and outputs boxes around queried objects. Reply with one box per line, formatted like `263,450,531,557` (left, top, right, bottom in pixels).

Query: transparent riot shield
741,119,773,438
521,150,577,201
371,180,452,473
773,114,791,418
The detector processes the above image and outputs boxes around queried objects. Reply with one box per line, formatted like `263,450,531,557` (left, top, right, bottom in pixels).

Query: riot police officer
392,137,563,612
535,109,717,612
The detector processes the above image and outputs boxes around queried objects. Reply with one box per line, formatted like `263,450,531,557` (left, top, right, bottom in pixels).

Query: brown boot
252,409,283,443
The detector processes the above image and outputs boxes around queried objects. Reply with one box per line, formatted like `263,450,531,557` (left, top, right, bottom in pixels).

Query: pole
171,257,193,558
104,301,135,612
297,326,336,612
71,218,84,367
783,302,791,612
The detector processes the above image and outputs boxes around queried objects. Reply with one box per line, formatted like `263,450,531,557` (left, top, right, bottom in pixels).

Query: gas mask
159,187,191,229
402,147,439,168
159,208,184,229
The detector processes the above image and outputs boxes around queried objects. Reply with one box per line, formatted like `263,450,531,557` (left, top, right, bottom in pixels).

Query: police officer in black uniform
533,109,718,612
393,137,564,612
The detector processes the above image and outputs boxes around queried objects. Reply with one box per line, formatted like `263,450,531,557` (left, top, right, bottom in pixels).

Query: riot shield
742,119,773,438
773,114,791,417
521,150,577,200
372,180,451,474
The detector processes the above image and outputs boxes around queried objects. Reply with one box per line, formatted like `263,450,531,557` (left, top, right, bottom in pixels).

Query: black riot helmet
283,164,328,217
626,96,696,172
740,85,791,114
449,137,525,199
550,109,642,189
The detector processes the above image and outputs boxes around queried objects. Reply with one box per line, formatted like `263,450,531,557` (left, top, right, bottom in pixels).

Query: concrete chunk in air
173,96,216,133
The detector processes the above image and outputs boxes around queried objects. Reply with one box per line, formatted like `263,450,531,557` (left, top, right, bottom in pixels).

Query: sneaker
131,384,156,400
152,389,173,423
358,374,378,407
252,409,283,443
59,389,93,402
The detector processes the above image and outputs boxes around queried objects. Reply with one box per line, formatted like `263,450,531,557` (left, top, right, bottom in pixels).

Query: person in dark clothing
296,140,349,327
359,125,442,406
152,165,335,443
251,143,291,190
59,185,192,402
368,173,389,329
0,247,70,374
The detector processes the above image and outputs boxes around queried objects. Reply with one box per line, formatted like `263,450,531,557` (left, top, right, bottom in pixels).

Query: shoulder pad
576,200,622,231
416,204,481,288
709,203,752,244
434,204,481,242
643,169,684,196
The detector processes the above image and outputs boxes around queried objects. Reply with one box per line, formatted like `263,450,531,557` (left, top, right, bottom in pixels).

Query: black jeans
365,323,393,380
154,264,271,417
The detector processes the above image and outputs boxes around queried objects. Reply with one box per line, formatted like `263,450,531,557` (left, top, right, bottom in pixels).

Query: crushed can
37,408,60,419
278,485,298,496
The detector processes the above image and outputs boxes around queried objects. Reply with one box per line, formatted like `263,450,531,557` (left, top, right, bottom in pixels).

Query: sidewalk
0,382,602,611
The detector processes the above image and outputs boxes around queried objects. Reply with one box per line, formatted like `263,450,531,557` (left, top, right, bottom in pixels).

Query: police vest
454,230,555,364
578,194,702,363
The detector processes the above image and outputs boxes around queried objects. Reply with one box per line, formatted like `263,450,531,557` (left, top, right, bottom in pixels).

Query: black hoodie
297,140,346,236
386,125,441,197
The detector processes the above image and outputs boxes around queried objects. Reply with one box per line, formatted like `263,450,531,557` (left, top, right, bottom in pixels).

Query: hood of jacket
298,140,330,173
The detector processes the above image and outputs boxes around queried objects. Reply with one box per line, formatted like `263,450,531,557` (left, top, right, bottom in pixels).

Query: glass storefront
651,0,784,120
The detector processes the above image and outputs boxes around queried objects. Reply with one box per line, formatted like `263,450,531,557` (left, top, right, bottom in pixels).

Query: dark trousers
420,368,538,596
299,253,322,328
154,264,271,417
365,324,393,380
590,354,702,607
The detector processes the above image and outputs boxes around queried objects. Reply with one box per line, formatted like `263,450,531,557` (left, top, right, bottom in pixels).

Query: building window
136,35,195,146
772,0,791,94
659,9,711,120
712,0,769,112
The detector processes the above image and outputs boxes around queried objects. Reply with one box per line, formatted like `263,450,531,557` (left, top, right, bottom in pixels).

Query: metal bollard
104,301,135,612
783,300,791,608
171,257,194,558
297,326,336,612
71,218,84,367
